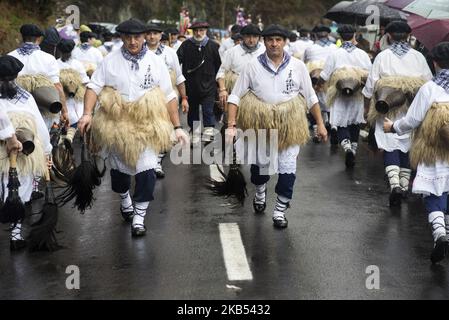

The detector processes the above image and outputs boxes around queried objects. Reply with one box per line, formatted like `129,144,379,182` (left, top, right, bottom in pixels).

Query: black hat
230,24,242,33
20,24,44,37
240,24,261,36
57,39,76,53
385,21,411,34
431,42,449,63
262,24,288,38
298,27,310,33
146,24,163,33
337,24,356,35
314,24,331,33
191,21,210,29
0,56,24,79
165,28,179,34
116,18,148,34
231,33,243,41
161,33,169,41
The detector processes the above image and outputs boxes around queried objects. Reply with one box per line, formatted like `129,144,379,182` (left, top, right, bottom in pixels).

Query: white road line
210,164,225,182
219,223,253,281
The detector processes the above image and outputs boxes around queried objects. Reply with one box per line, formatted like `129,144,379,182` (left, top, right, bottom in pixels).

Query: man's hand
316,123,328,142
6,135,22,154
219,89,228,109
175,128,189,146
181,98,189,114
383,117,394,133
78,114,92,136
225,125,237,145
60,111,70,128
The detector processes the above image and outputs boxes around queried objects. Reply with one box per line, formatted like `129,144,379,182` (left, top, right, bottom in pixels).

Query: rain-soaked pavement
1,129,449,300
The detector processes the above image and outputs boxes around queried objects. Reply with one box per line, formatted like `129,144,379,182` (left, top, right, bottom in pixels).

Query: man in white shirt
383,42,449,263
292,28,313,60
219,24,242,60
72,31,104,74
8,24,69,127
216,24,265,108
363,20,433,207
320,25,372,168
227,25,328,229
146,24,189,179
78,18,189,237
165,28,181,51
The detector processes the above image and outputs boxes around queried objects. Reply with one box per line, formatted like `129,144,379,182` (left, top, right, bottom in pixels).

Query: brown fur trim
326,67,368,107
59,68,86,101
237,91,310,150
410,103,449,168
0,112,46,176
16,74,54,92
367,76,426,125
91,86,173,168
224,70,239,93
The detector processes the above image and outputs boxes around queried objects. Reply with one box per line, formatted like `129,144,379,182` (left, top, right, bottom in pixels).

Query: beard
193,34,206,41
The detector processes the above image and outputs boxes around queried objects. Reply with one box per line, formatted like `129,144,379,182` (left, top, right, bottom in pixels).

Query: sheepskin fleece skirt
237,91,310,150
91,86,173,168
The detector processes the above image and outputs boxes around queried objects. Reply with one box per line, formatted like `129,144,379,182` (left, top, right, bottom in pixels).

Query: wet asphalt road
1,132,449,300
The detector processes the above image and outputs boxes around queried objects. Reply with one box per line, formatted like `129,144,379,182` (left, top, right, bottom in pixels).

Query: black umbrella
325,0,407,25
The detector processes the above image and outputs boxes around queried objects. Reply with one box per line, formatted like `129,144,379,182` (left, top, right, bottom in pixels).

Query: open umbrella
403,0,449,20
324,1,354,24
384,0,414,10
408,13,449,50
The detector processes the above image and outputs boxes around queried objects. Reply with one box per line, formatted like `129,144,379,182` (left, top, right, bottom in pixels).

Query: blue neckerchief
8,84,30,104
155,44,165,56
317,38,332,47
189,36,209,50
433,69,449,93
121,45,148,71
389,41,411,58
341,41,357,53
17,42,40,56
257,51,291,76
240,42,260,54
80,43,92,51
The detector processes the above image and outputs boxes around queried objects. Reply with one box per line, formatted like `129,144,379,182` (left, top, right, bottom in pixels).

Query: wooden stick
9,152,17,169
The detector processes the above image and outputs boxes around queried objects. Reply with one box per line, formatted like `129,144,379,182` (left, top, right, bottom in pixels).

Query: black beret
385,21,411,34
337,24,356,35
298,27,310,33
230,24,242,33
262,24,288,38
20,24,43,37
146,24,163,33
314,25,331,33
116,18,148,34
80,31,95,38
165,28,179,34
161,33,169,41
57,39,76,53
231,33,243,41
0,56,24,79
431,42,449,63
191,21,210,29
240,24,261,36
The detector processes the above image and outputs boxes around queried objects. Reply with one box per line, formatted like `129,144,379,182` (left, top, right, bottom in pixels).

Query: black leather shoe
10,239,27,251
131,224,146,237
345,150,355,168
431,235,449,264
389,187,402,207
155,168,165,179
121,208,134,223
253,192,266,214
273,216,288,229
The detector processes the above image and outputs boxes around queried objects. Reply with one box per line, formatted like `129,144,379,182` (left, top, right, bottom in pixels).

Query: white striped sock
10,223,23,241
399,168,411,191
254,184,267,204
119,191,133,212
385,165,400,190
273,195,290,219
429,211,446,243
133,201,149,226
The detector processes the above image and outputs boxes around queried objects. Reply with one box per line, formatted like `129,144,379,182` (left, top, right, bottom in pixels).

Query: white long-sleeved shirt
219,37,236,60
320,46,372,127
87,49,176,175
362,47,432,152
72,46,104,67
303,42,338,64
149,45,186,86
216,44,266,80
57,57,90,84
228,53,319,109
8,46,60,83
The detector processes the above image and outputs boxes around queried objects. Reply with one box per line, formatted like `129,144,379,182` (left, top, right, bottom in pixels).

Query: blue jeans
250,165,296,199
187,97,216,129
110,169,156,202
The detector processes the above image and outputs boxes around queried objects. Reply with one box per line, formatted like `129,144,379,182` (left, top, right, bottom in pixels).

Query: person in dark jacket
177,21,221,143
